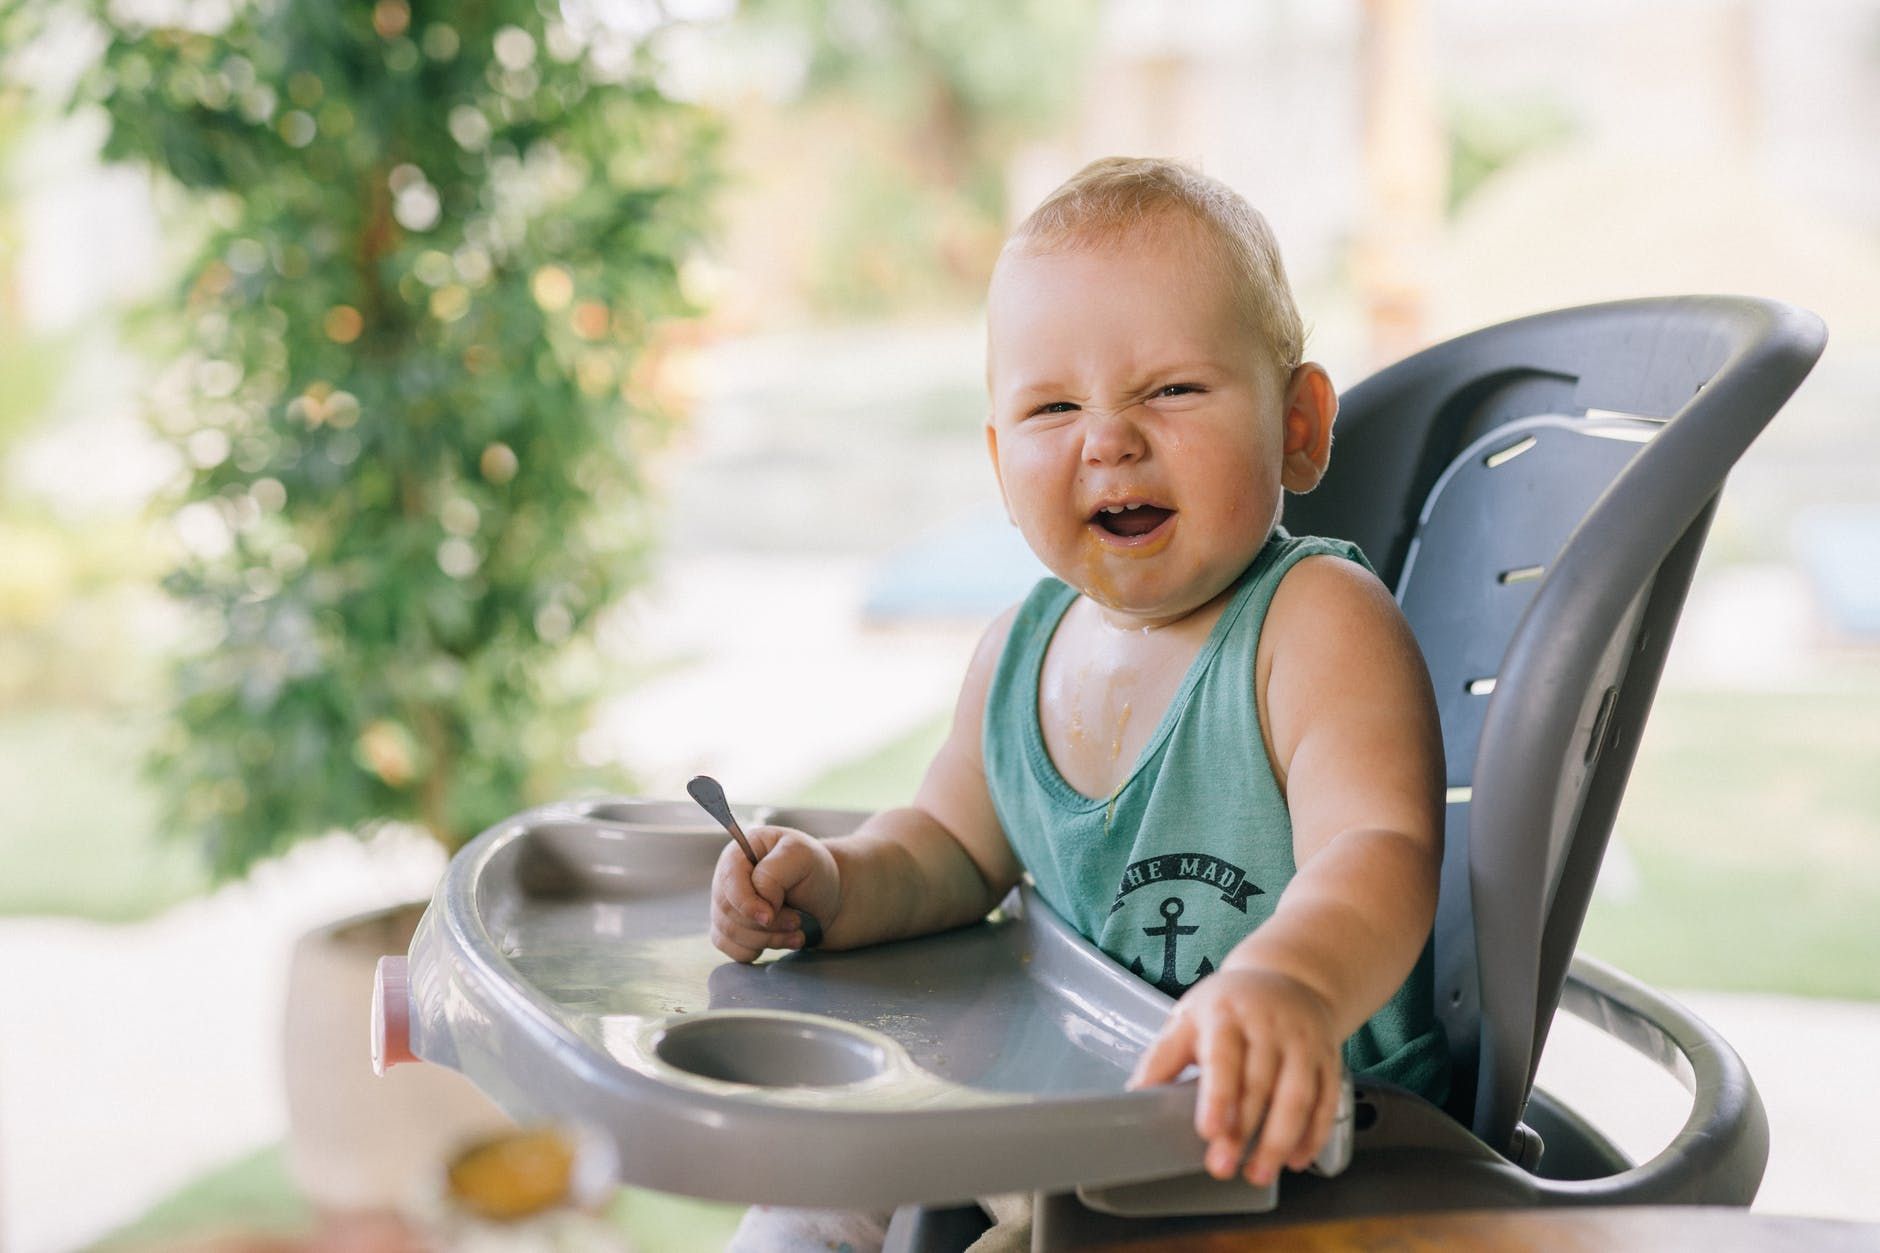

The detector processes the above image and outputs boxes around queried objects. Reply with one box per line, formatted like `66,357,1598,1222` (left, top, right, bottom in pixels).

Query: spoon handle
686,774,823,949
686,774,758,866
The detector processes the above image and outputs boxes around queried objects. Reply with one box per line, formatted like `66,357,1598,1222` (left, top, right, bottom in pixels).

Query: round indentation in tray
583,799,730,831
654,1013,891,1088
757,806,870,840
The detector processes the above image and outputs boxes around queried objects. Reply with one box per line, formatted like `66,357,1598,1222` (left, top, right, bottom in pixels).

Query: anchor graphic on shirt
1129,896,1216,997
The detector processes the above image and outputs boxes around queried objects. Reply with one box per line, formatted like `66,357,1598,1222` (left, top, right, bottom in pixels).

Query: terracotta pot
283,902,513,1211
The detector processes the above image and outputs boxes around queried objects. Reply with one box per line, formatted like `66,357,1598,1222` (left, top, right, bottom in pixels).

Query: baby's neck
1090,606,1189,635
1083,579,1239,636
1040,586,1234,800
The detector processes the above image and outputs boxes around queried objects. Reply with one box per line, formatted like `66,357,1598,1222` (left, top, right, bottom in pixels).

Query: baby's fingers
709,915,764,963
1243,1053,1321,1188
713,844,775,927
1291,1060,1343,1172
710,913,804,963
1193,1020,1245,1149
748,834,820,910
1224,1039,1278,1178
1127,1014,1197,1090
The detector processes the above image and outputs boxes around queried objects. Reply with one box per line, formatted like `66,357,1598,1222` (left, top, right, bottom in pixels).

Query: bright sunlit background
2,1,1878,1250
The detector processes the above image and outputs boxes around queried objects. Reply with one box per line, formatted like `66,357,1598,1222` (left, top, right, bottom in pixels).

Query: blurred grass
90,1142,745,1252
787,714,950,810
0,706,208,920
604,1188,747,1253
1580,680,1880,998
91,1145,309,1250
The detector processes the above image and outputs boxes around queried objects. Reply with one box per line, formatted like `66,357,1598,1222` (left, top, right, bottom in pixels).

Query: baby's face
986,221,1295,628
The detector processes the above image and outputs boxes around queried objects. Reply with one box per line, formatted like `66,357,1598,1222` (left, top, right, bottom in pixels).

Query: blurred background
1,0,1877,1248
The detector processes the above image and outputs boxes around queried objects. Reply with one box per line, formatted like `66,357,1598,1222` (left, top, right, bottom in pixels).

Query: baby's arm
710,609,1024,961
1130,556,1444,1186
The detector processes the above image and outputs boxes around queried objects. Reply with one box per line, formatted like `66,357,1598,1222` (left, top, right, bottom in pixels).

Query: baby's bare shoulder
1259,554,1443,857
945,601,1024,741
1267,554,1405,645
963,602,1023,681
1260,554,1432,736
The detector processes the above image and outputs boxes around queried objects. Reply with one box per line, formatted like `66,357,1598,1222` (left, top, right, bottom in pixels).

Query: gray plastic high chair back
1282,295,1827,1156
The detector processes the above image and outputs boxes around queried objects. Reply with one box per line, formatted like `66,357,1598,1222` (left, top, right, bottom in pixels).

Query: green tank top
983,528,1450,1103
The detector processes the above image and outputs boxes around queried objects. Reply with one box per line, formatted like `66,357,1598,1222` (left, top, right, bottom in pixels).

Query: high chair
374,296,1826,1249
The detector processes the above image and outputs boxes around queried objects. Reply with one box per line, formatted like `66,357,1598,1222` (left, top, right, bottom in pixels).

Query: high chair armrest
1529,953,1769,1206
1005,958,1766,1249
1080,954,1771,1223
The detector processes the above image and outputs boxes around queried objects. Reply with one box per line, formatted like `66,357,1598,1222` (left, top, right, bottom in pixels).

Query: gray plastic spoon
687,774,823,949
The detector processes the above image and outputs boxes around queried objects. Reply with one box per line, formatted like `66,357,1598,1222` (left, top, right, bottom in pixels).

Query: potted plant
25,0,721,1210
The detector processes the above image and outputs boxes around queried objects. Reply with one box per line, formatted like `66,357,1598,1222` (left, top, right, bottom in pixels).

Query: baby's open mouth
1091,502,1175,538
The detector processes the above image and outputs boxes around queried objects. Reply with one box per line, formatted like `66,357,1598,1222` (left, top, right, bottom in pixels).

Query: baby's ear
1279,363,1337,494
985,420,1015,522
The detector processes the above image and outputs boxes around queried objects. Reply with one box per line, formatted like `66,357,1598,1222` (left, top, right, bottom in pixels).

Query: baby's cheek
1216,483,1267,536
1239,460,1285,521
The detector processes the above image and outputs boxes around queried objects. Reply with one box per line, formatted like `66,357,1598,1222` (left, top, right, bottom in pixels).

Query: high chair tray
391,799,1253,1209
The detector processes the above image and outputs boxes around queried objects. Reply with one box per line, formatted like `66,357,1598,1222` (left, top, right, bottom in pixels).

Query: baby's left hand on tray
1126,967,1342,1187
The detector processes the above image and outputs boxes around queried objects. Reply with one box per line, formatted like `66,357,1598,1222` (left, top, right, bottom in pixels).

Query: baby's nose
1081,407,1148,465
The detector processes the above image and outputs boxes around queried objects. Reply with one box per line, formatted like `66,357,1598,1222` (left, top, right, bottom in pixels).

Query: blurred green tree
1444,93,1576,215
738,0,1098,315
0,87,70,459
4,0,721,876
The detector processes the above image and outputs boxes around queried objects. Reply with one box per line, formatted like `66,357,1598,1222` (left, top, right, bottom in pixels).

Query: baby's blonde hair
1005,156,1305,378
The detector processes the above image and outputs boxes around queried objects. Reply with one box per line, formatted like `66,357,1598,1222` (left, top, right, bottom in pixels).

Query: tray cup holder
654,1014,890,1089
583,799,730,832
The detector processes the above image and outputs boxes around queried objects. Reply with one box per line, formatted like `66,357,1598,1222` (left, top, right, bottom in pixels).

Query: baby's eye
1156,383,1202,398
1030,401,1079,416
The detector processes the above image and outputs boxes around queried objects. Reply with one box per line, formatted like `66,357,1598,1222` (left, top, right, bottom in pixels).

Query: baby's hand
1127,967,1342,1187
708,825,840,963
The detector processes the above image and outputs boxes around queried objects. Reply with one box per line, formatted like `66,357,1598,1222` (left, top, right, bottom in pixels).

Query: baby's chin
1024,521,1268,629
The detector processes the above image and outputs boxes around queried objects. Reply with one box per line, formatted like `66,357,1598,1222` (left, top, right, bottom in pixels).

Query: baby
711,156,1448,1237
